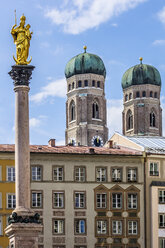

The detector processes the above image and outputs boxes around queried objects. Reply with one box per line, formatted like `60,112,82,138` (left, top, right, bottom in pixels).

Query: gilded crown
20,14,26,21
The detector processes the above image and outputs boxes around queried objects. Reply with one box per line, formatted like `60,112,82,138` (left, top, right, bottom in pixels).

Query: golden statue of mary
11,14,33,65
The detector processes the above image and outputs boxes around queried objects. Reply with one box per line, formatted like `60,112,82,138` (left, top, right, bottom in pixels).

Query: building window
68,84,71,91
53,192,64,208
159,238,165,248
136,91,140,98
72,82,75,89
92,80,95,87
149,162,159,176
127,168,137,182
125,94,128,102
84,80,88,87
150,112,156,127
128,221,138,235
70,101,75,121
128,194,137,209
0,193,2,208
112,193,122,209
159,190,165,204
159,214,165,228
7,167,15,182
129,93,132,100
127,109,133,130
96,193,107,208
97,81,100,87
154,92,158,98
53,167,64,181
75,219,86,234
0,216,2,235
7,194,16,209
53,219,64,234
31,166,42,181
92,102,99,119
150,91,153,97
96,168,106,182
97,220,107,234
75,192,85,208
74,167,86,182
78,81,82,87
142,91,146,97
112,168,122,182
112,220,122,235
31,192,42,208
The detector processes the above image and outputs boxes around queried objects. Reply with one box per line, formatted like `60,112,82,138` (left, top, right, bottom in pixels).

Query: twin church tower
65,47,162,146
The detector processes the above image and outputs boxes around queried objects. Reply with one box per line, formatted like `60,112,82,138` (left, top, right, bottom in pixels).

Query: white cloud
158,6,165,25
152,40,165,46
30,118,41,128
107,99,123,137
45,0,147,34
56,139,65,145
30,78,66,103
40,42,50,48
111,23,118,27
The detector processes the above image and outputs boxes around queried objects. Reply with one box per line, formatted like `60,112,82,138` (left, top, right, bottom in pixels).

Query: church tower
65,47,108,146
122,58,162,136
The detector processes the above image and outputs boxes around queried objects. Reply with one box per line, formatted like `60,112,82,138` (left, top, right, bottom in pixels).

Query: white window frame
53,192,64,208
97,220,107,234
53,167,63,181
75,192,85,208
96,193,107,208
149,162,159,176
7,193,16,209
159,190,165,204
112,220,122,235
75,219,86,234
31,192,42,208
112,168,122,182
128,194,137,209
54,219,64,234
7,166,15,182
31,166,42,181
112,193,122,209
160,238,165,248
159,214,165,228
128,220,138,235
75,167,85,182
127,168,137,182
96,168,106,182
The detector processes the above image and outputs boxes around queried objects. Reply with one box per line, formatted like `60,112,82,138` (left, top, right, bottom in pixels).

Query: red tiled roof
0,144,142,156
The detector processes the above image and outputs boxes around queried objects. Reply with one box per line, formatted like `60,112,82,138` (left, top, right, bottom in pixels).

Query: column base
5,223,42,248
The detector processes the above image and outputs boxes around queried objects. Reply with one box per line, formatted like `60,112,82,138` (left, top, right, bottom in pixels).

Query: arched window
78,81,82,88
72,82,75,89
127,110,133,130
142,91,146,97
125,94,128,102
97,81,100,88
150,112,156,127
68,84,71,91
70,101,75,121
150,91,153,97
129,93,132,100
154,92,157,98
84,80,88,87
136,91,140,98
92,102,99,119
92,80,95,87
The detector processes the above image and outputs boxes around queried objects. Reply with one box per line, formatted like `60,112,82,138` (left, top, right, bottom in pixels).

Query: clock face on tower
91,136,103,147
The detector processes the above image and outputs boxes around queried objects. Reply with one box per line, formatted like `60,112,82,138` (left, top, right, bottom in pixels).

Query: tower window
154,92,157,98
72,82,75,89
92,102,99,119
129,93,132,100
127,110,133,130
150,112,156,127
70,101,75,121
150,91,153,97
92,80,95,87
97,81,100,88
68,84,71,91
125,94,128,102
142,91,146,97
78,81,82,87
84,80,88,87
136,91,140,98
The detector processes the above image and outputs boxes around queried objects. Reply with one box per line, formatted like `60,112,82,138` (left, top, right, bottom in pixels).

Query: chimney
48,139,56,147
108,140,113,148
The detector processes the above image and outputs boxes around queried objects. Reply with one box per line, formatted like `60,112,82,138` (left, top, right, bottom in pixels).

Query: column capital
9,65,35,87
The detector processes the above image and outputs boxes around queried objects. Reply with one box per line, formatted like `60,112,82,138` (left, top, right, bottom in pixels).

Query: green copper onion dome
122,58,161,89
65,46,106,79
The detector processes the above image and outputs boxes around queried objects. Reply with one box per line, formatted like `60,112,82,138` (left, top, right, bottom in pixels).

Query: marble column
5,65,42,248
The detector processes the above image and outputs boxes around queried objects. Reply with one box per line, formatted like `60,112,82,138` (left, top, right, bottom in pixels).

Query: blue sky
1,0,165,145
